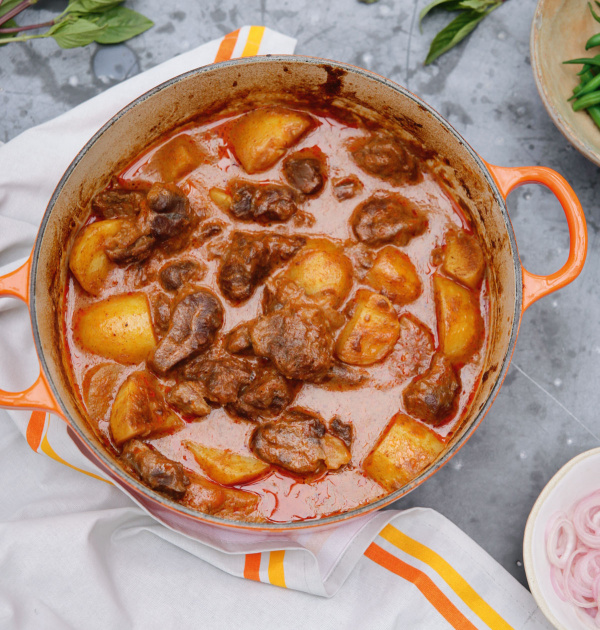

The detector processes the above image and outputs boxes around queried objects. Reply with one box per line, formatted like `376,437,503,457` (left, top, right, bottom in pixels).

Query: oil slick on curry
63,102,489,524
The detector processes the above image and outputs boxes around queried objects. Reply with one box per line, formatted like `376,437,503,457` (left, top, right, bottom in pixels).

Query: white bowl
524,448,600,630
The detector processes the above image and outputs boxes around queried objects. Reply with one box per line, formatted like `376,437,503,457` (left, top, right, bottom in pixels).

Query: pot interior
31,57,520,530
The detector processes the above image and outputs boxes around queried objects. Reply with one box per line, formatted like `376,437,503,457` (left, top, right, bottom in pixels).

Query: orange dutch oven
0,57,588,534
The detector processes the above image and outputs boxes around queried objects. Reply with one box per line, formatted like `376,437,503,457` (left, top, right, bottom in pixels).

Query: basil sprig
420,0,504,64
0,0,153,48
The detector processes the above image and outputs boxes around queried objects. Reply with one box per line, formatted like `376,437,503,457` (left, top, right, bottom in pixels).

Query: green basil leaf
457,0,499,11
425,8,495,64
66,0,122,15
50,17,106,48
0,18,18,45
91,6,152,44
419,0,463,26
358,0,380,4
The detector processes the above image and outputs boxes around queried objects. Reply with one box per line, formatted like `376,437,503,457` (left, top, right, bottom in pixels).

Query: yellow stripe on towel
242,26,265,57
41,434,109,484
380,525,513,630
268,550,286,588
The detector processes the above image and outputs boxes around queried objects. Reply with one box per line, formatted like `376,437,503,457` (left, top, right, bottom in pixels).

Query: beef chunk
218,231,305,303
403,353,461,426
330,417,353,447
150,290,223,374
92,190,145,219
283,154,325,195
225,323,254,355
351,194,427,247
332,175,363,201
251,408,350,475
352,133,420,183
230,368,297,420
251,410,327,474
183,350,254,405
105,221,156,264
147,182,191,240
122,439,190,497
152,293,172,334
230,181,298,224
312,362,368,389
250,305,333,381
167,381,211,417
159,260,203,291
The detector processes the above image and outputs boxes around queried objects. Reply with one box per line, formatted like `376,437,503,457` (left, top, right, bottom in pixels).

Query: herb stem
0,18,53,33
0,0,34,29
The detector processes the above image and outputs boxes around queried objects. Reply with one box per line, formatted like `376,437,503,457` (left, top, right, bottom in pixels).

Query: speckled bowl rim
530,0,600,168
523,447,600,630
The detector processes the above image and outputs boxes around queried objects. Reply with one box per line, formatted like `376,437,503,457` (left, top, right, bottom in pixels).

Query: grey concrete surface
2,0,599,590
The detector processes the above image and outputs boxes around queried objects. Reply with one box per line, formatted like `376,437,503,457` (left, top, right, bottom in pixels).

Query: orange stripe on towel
364,543,478,630
244,553,261,581
26,410,47,451
214,28,240,63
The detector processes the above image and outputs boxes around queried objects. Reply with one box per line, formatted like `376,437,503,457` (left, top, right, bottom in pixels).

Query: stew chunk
336,290,400,366
351,194,427,247
352,133,420,184
251,409,351,475
364,413,444,491
122,439,190,497
403,353,461,426
365,246,422,305
229,181,298,224
442,230,486,289
110,371,184,446
75,293,156,364
218,231,305,303
230,107,313,173
150,289,223,374
251,305,334,381
185,442,270,485
283,151,325,195
92,190,144,219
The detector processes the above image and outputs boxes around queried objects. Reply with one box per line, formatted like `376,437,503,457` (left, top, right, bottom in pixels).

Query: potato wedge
363,413,445,492
230,107,313,174
74,293,157,364
185,442,270,486
69,219,125,295
365,246,422,305
149,134,205,183
209,187,232,212
287,241,353,308
110,371,183,446
83,363,124,423
336,289,400,366
442,230,485,289
321,434,352,469
434,275,484,363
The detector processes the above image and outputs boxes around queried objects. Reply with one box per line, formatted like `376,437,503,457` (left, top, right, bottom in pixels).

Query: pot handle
484,162,587,311
0,254,63,415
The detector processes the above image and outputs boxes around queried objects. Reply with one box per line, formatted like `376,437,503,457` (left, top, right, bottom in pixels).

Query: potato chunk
434,275,484,363
321,434,352,469
442,230,485,289
74,293,157,364
364,413,445,492
110,371,183,446
69,219,125,295
149,134,205,183
365,246,422,305
184,442,270,486
335,289,400,366
230,107,313,174
209,187,232,212
286,240,353,308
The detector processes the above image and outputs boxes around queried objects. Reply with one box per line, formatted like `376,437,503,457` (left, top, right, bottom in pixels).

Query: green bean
588,105,600,129
585,33,600,50
578,64,592,75
590,2,600,23
564,56,600,67
573,90,600,110
574,72,600,97
570,70,596,99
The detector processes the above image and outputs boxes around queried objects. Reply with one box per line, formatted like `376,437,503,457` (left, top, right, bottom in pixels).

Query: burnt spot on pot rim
319,65,346,97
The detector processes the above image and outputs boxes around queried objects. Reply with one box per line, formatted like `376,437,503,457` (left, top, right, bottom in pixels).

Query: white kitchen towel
0,27,552,629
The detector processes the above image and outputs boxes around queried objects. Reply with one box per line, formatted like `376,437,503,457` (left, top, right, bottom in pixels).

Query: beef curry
63,101,489,524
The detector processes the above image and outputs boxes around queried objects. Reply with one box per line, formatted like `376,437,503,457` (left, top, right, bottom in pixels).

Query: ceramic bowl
523,447,600,629
531,0,600,167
